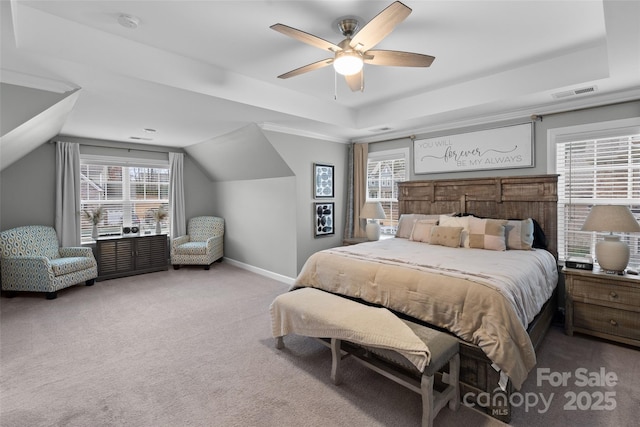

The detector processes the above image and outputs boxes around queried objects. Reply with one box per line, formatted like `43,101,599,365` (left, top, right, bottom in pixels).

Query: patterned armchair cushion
50,256,96,276
171,216,224,267
0,225,61,259
0,225,97,295
189,216,224,242
173,242,207,255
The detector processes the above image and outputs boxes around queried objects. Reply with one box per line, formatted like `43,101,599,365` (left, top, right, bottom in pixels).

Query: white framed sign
414,123,534,174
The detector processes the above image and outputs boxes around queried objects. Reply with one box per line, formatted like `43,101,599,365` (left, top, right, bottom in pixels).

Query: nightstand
564,267,640,347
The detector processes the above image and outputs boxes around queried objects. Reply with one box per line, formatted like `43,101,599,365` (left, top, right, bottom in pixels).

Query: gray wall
370,100,640,180
0,143,56,228
0,142,215,233
1,100,637,284
266,131,348,274
211,130,348,279
0,83,68,137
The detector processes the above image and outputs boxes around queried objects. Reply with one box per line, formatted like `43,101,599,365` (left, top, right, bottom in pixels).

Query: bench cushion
271,288,459,374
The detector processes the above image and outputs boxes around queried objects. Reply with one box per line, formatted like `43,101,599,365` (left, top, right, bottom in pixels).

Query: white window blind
556,133,640,268
367,149,408,235
80,157,170,242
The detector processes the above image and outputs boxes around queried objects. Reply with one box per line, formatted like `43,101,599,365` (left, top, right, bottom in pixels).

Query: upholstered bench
271,288,460,427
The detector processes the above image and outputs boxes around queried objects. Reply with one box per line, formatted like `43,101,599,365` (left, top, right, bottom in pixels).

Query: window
551,119,640,268
80,156,170,242
367,148,408,235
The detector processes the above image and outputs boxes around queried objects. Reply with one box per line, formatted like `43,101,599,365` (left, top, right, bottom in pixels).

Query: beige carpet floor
1,262,638,426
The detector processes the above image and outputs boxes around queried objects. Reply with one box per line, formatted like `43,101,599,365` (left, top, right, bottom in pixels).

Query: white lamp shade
581,205,640,232
360,202,385,241
581,205,640,272
360,202,386,220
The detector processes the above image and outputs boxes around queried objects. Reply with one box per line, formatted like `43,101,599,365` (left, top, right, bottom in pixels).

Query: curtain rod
50,139,183,154
531,99,638,122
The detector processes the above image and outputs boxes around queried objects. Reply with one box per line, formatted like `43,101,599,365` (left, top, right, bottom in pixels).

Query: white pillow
409,219,438,243
396,214,439,239
439,215,471,247
505,218,534,250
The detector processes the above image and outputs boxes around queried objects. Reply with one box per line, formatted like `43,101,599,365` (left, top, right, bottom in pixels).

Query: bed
292,175,559,422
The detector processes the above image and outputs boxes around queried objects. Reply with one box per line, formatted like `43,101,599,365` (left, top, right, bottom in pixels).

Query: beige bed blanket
292,238,558,390
271,287,430,372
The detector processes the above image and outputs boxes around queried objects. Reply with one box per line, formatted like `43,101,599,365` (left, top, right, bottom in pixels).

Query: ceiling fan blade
345,70,364,92
350,1,412,51
365,50,435,67
270,23,342,52
277,58,334,79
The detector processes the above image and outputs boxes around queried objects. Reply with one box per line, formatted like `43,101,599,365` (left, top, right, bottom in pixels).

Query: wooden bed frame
397,174,559,422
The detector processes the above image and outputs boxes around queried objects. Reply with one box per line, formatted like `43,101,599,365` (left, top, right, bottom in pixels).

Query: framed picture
314,202,334,237
314,163,334,198
414,123,534,174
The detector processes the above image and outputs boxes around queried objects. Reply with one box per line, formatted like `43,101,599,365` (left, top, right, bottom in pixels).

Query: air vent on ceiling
370,127,392,133
552,85,598,99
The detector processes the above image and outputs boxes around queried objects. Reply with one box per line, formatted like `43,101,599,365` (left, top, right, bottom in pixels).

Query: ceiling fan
270,1,435,92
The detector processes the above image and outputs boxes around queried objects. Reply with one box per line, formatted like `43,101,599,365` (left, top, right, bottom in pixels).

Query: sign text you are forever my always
413,123,534,174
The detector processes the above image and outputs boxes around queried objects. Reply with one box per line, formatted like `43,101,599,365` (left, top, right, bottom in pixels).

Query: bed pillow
468,217,508,251
429,226,463,248
438,215,470,247
409,219,438,243
396,214,440,238
505,218,534,250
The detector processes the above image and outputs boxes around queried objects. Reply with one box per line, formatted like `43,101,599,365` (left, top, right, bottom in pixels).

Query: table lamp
360,201,386,241
581,205,640,273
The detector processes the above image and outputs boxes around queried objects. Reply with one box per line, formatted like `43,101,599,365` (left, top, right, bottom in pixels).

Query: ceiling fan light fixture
333,51,363,76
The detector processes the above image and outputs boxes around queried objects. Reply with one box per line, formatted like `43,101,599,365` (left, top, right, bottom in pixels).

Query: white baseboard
223,258,296,286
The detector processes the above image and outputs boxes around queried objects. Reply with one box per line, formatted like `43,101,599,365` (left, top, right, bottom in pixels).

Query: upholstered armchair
0,225,98,299
171,216,224,270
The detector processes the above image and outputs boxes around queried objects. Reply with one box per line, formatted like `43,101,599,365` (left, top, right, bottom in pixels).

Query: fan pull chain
334,71,338,100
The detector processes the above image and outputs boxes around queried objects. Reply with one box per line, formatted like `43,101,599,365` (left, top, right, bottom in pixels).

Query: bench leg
330,338,342,385
421,374,435,427
448,354,460,410
275,336,284,349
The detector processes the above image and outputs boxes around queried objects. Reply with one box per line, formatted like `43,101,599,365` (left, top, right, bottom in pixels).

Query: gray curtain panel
55,141,81,246
169,152,186,238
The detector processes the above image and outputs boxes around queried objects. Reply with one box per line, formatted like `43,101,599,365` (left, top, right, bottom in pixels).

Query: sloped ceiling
1,0,639,151
185,123,294,182
0,87,79,171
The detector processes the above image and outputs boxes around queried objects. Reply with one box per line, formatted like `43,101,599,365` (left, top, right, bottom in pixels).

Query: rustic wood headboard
398,175,558,258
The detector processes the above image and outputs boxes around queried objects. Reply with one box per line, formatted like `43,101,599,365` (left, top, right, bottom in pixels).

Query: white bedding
292,237,559,389
326,238,558,328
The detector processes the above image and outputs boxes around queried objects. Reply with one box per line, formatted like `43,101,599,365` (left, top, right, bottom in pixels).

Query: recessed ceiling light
129,136,152,141
118,14,140,29
143,128,157,133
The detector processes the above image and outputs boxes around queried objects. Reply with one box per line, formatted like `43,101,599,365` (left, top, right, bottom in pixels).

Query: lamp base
365,221,381,241
595,235,630,274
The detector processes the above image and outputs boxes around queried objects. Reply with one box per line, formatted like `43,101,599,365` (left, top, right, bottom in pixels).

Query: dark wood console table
95,234,168,281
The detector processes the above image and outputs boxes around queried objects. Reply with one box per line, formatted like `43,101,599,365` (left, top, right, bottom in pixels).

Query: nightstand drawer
570,278,640,307
574,302,640,341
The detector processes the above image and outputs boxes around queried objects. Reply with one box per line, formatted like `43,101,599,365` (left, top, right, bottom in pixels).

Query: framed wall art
314,163,334,198
414,122,534,174
314,202,334,237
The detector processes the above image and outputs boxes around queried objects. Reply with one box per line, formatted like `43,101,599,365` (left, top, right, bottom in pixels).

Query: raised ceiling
2,0,639,147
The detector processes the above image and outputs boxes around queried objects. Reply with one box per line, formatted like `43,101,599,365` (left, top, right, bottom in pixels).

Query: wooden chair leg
330,338,342,385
